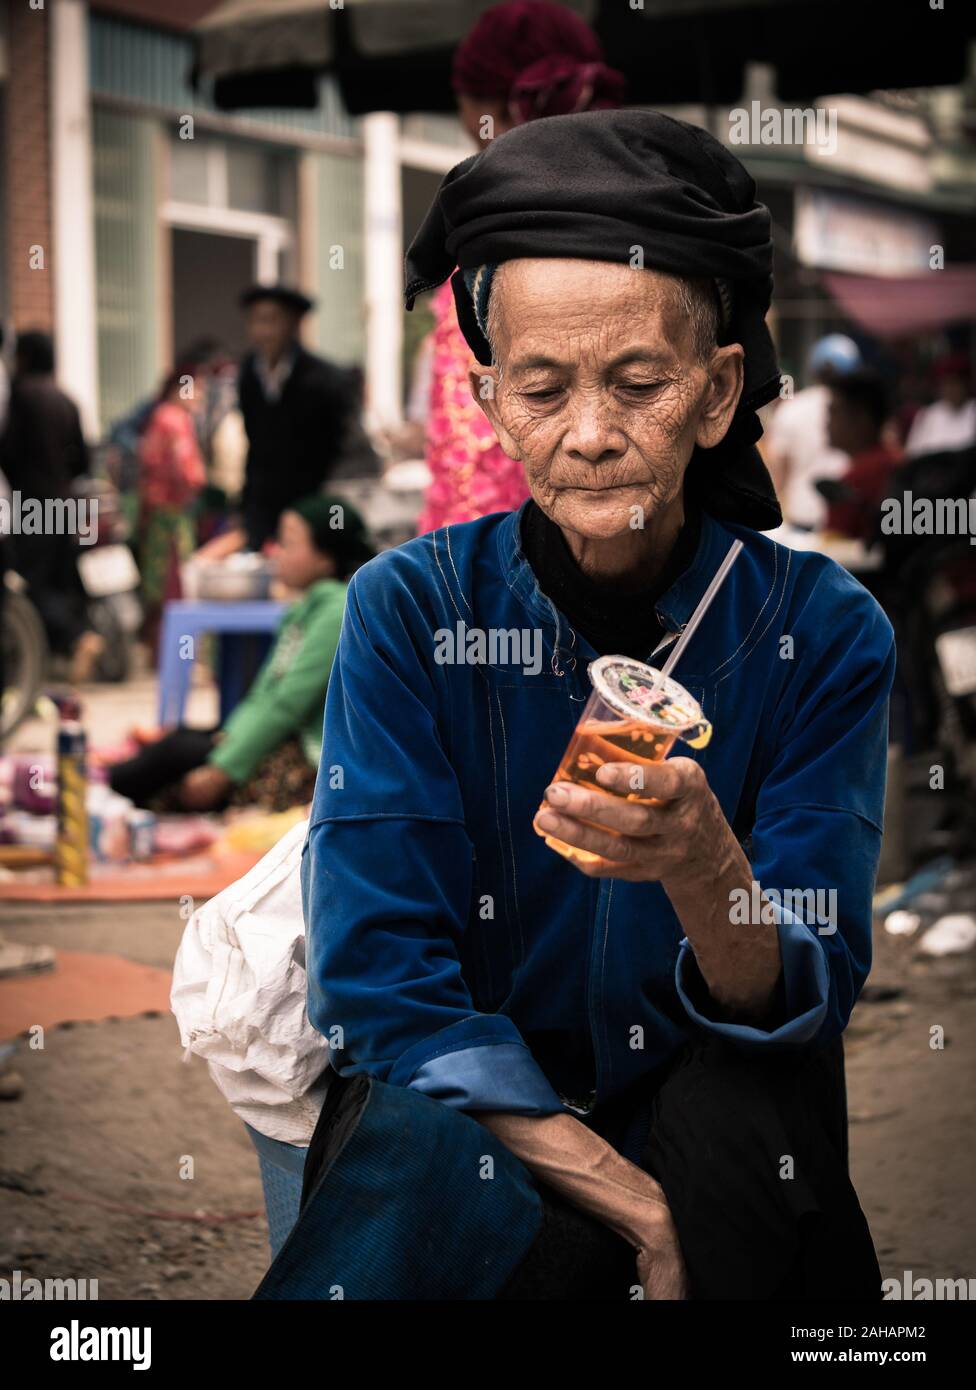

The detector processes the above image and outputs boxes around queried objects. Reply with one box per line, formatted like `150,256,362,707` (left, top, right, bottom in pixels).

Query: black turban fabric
405,110,783,530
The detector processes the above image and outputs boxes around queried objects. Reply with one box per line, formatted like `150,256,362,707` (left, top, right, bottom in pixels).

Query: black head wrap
405,109,782,530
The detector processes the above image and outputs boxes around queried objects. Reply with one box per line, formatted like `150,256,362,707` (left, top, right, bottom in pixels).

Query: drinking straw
654,538,744,690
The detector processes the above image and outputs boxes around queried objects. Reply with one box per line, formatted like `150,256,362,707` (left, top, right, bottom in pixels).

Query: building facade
2,4,973,441
0,0,468,438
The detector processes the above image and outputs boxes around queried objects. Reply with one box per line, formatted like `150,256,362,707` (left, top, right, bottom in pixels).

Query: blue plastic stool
156,600,287,727
216,632,274,723
244,1123,307,1259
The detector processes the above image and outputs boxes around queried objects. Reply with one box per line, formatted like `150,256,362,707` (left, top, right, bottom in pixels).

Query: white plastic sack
918,913,976,957
171,817,330,1145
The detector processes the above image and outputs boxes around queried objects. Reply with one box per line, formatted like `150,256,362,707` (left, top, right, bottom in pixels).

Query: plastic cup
533,655,713,866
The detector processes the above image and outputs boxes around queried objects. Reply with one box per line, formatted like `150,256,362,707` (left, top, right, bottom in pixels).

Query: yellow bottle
55,695,89,887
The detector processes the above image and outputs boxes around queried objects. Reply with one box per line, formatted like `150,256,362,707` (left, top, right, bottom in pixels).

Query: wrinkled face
471,259,744,542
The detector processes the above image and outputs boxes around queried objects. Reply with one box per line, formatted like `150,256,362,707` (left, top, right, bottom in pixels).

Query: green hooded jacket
208,578,346,784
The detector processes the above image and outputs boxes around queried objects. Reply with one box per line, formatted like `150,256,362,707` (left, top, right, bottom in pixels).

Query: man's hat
240,283,315,316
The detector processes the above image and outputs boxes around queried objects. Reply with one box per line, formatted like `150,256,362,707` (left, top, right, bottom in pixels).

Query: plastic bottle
55,695,89,886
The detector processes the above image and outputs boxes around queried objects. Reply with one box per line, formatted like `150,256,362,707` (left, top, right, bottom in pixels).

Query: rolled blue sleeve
675,895,830,1045
676,567,896,1050
405,1039,568,1113
302,561,565,1117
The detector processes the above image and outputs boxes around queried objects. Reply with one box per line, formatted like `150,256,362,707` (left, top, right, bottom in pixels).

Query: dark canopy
192,1,975,115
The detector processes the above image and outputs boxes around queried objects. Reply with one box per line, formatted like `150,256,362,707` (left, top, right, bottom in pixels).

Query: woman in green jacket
109,495,374,813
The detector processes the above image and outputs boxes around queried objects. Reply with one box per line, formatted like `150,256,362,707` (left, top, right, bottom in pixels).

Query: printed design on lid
589,656,713,748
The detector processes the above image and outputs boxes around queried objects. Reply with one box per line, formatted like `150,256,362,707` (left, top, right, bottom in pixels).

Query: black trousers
109,727,218,807
10,531,89,655
497,1033,881,1301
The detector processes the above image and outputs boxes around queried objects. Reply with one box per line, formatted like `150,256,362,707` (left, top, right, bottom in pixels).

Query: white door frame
160,201,292,283
51,0,100,437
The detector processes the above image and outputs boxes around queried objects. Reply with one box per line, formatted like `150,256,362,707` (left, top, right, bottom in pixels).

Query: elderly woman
282,112,895,1303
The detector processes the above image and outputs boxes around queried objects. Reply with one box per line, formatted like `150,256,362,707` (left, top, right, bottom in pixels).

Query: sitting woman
291,110,896,1302
137,365,207,660
109,494,374,813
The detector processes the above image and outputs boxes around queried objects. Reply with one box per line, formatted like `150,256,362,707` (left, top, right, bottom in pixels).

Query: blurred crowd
1,0,974,839
765,335,976,540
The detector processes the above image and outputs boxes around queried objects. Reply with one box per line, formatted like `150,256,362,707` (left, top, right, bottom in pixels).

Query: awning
191,0,976,115
823,268,976,339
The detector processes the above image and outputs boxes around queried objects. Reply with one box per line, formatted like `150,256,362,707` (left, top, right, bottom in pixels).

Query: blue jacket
303,503,895,1123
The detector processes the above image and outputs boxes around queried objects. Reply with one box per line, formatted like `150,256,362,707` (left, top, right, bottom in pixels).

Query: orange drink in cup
534,655,712,867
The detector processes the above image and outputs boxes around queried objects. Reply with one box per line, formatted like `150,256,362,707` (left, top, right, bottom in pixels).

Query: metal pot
197,554,272,602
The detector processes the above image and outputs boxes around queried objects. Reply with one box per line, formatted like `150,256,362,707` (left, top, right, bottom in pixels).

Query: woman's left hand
533,757,730,888
536,759,782,1021
179,764,233,812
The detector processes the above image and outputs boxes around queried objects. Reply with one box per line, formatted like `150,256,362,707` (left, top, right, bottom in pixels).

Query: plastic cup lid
587,656,711,746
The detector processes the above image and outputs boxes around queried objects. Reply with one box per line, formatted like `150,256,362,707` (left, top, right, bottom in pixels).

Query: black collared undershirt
518,491,703,663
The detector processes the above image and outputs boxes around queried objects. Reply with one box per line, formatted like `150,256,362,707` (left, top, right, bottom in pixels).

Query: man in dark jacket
237,285,354,550
0,331,101,680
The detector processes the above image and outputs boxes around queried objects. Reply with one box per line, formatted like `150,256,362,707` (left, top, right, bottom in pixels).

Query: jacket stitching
432,528,469,628
445,524,474,617
756,801,885,836
708,540,781,677
307,812,467,831
479,662,514,963
715,545,792,687
599,881,614,1087
432,526,516,985
493,689,525,965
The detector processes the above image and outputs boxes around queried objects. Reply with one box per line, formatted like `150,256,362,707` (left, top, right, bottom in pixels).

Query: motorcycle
70,476,142,683
1,564,48,741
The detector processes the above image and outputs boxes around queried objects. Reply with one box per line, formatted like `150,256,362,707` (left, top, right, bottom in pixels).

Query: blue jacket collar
496,500,736,673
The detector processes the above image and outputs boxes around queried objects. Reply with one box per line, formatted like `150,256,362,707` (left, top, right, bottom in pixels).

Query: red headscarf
452,0,626,124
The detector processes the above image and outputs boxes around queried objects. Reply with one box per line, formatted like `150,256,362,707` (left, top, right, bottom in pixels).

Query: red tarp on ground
0,851,263,903
0,949,173,1040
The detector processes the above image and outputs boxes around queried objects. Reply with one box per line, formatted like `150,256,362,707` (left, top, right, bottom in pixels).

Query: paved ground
0,891,973,1300
0,903,267,1300
2,673,973,1299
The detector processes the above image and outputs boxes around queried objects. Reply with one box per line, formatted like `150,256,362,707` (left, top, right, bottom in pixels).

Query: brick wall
5,0,54,333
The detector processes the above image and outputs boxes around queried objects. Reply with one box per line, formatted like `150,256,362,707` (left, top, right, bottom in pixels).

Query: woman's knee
647,1034,850,1211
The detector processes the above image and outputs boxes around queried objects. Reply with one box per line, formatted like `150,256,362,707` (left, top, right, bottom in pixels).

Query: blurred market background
0,0,975,1300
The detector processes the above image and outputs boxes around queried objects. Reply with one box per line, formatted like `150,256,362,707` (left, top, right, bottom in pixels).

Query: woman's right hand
194,527,246,563
476,1109,692,1299
634,1202,690,1300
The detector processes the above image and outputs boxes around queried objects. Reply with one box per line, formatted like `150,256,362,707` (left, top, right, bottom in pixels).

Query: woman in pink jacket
416,0,625,534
